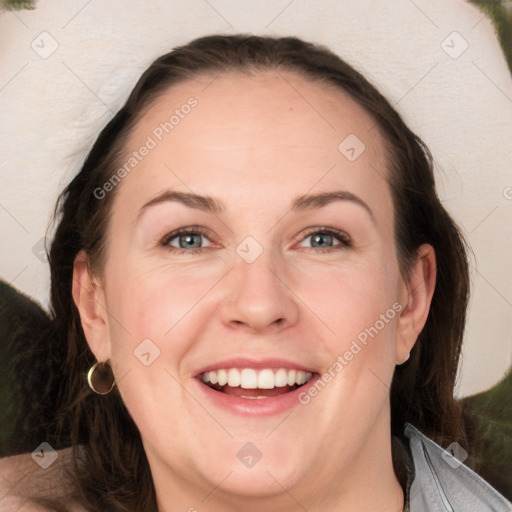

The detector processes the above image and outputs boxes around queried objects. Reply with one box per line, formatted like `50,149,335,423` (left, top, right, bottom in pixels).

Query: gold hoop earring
87,361,115,395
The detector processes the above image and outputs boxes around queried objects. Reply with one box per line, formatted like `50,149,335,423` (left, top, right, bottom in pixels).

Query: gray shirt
404,423,512,512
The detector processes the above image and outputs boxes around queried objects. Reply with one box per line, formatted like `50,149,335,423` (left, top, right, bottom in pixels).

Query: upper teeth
200,368,313,389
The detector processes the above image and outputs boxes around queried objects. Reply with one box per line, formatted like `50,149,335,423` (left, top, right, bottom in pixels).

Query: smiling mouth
198,368,314,399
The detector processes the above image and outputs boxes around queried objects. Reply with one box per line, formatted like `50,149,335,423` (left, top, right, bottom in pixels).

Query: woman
1,34,510,512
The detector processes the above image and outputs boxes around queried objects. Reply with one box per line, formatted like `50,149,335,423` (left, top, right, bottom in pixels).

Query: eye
161,227,214,253
297,228,351,252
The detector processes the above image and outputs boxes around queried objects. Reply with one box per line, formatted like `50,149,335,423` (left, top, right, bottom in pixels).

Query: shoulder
404,423,512,512
0,448,87,511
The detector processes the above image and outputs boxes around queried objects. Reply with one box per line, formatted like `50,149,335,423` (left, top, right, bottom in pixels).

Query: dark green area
0,0,34,10
462,368,512,498
469,0,512,73
0,281,68,457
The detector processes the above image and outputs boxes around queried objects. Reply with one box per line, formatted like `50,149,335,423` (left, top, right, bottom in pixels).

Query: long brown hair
48,34,470,510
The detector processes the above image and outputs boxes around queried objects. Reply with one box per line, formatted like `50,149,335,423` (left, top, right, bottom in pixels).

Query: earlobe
72,250,111,361
395,244,436,364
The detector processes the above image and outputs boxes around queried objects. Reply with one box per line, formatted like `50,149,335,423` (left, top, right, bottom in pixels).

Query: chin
207,462,304,499
199,437,307,498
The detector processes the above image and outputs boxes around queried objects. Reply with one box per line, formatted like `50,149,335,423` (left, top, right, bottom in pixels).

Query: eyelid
294,226,352,248
160,225,215,252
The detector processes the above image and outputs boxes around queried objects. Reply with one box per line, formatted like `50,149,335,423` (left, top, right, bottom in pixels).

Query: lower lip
193,374,320,417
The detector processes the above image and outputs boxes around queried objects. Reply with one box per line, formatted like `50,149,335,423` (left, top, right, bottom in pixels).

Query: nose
219,248,300,333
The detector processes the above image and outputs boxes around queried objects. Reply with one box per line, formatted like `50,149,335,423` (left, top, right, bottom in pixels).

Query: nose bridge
219,242,299,331
237,246,280,296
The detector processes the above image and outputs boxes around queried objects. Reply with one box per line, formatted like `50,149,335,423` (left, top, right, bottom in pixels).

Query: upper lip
194,357,317,377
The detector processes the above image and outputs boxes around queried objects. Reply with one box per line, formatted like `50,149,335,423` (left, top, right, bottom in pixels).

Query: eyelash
297,227,352,253
160,226,213,255
160,226,352,254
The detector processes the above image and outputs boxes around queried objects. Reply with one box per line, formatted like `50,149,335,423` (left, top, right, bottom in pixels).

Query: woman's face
77,71,430,508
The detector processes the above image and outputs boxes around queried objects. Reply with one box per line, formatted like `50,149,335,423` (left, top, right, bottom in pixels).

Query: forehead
130,70,385,154
117,70,391,217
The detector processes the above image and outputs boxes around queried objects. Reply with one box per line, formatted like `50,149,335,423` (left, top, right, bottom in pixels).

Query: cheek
292,256,400,370
102,260,223,361
100,265,213,423
299,256,396,325
288,258,401,444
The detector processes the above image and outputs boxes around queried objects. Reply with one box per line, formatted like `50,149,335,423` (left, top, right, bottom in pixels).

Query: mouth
197,367,315,399
193,358,319,416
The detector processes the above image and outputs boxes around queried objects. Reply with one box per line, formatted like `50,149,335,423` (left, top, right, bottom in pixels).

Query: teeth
217,369,228,386
240,369,258,389
227,368,240,387
258,369,275,389
274,368,288,387
200,368,313,389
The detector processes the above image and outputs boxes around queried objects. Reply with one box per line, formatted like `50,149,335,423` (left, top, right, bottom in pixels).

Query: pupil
312,234,332,247
179,234,201,249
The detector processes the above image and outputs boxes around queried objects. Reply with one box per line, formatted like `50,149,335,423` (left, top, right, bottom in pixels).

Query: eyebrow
138,189,375,223
139,190,224,217
291,190,375,223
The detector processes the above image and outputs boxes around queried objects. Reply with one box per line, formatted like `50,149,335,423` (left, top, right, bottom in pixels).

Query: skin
0,448,86,511
73,71,436,512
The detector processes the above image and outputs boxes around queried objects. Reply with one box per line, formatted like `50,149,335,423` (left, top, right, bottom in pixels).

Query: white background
0,0,511,397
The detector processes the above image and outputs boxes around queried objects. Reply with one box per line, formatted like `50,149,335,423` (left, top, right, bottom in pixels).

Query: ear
395,244,436,365
72,250,111,361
